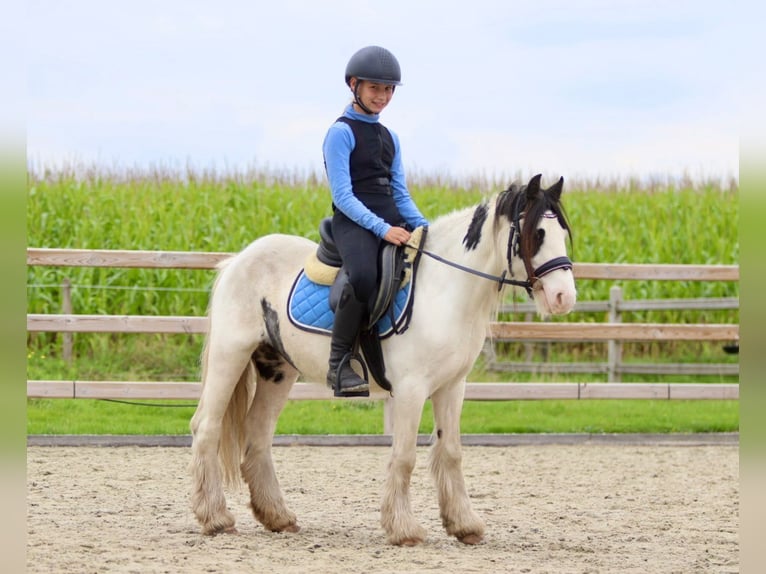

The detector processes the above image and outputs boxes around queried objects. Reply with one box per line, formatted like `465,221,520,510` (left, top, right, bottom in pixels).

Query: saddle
304,218,427,392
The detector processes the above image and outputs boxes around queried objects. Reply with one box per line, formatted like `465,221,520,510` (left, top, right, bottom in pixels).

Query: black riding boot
327,283,369,397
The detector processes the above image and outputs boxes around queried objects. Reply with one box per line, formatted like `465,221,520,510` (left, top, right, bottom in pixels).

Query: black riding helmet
345,46,401,114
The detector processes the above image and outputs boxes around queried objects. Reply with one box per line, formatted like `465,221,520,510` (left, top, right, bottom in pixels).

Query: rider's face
351,79,394,114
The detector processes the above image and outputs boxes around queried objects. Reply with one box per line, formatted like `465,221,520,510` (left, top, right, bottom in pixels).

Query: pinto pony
189,174,576,545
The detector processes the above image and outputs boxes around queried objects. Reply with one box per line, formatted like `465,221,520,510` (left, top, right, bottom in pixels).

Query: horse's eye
535,228,545,251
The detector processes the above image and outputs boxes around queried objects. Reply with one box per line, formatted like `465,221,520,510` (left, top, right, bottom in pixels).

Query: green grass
25,335,739,435
26,166,740,435
27,398,738,435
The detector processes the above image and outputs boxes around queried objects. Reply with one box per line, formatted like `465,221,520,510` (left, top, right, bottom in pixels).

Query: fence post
607,285,622,382
524,312,534,362
61,277,73,364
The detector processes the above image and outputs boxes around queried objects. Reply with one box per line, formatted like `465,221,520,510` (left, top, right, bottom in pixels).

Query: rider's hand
383,226,411,246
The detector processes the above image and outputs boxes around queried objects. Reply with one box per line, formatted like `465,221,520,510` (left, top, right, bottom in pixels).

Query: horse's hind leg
429,380,485,544
240,346,301,533
189,338,252,535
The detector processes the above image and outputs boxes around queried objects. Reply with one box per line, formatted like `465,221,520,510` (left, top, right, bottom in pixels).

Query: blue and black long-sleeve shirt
323,104,428,238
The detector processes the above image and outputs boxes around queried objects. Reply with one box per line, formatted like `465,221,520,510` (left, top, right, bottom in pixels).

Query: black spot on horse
261,298,296,369
252,343,285,383
463,202,488,251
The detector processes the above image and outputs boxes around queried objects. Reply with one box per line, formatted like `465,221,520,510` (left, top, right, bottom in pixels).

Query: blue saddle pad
287,270,412,339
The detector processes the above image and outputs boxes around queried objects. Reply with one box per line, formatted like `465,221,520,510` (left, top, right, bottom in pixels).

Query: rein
414,246,571,295
412,246,534,292
409,189,573,295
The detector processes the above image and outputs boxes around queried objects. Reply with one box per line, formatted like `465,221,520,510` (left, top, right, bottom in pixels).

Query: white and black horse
189,174,576,545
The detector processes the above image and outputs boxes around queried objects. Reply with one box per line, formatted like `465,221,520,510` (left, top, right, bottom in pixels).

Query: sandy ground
27,443,738,574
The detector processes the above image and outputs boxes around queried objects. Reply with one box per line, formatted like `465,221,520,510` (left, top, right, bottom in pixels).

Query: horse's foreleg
381,384,429,546
429,380,485,544
240,369,301,533
189,341,252,535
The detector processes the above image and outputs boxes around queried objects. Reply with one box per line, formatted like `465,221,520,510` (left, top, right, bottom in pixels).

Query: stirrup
332,352,369,398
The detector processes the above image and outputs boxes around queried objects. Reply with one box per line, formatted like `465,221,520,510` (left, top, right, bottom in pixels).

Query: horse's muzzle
533,266,576,316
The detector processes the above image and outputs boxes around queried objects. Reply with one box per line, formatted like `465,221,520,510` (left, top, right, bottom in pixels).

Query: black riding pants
332,192,403,304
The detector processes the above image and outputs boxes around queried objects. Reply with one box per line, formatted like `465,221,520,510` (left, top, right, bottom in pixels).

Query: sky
26,0,740,183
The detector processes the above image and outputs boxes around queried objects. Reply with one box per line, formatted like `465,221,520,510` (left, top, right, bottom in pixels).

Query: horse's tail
199,258,256,487
219,358,255,487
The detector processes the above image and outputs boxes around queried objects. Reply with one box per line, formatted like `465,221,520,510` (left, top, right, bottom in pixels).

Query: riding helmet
344,46,402,86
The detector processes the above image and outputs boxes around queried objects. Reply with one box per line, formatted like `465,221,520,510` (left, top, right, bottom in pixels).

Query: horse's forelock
522,188,571,252
489,183,573,278
494,182,571,264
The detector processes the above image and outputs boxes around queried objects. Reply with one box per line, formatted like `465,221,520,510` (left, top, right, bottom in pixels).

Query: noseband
414,192,572,296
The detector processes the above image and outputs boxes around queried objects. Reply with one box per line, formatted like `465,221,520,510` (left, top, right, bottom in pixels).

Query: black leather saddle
317,217,409,330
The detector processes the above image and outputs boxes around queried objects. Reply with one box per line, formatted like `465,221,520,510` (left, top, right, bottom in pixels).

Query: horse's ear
547,176,564,201
526,174,543,199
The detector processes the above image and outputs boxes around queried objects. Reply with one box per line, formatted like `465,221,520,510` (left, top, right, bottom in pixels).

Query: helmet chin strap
352,81,375,115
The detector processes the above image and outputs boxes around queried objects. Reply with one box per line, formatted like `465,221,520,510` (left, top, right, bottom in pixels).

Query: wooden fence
27,248,739,407
487,286,739,380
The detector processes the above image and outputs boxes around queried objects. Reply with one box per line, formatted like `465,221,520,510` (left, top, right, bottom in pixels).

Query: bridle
504,188,573,296
412,191,573,296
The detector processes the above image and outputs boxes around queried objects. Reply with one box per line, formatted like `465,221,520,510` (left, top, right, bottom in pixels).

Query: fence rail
27,248,739,279
491,286,739,379
499,297,739,314
26,248,232,269
27,314,738,342
27,380,738,401
27,248,739,405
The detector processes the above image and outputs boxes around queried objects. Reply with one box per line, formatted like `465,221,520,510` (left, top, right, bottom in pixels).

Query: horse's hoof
204,525,238,536
458,533,483,545
395,537,423,547
202,523,238,536
269,523,301,534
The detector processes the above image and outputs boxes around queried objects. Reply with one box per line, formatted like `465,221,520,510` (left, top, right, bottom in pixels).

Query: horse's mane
428,203,487,255
425,177,571,265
